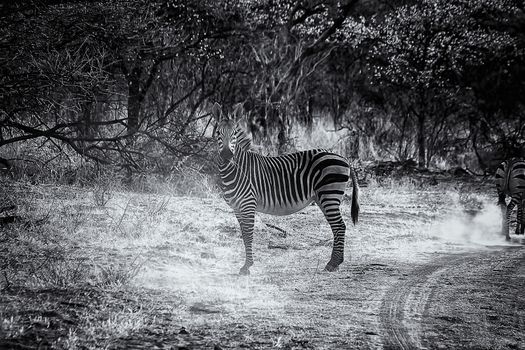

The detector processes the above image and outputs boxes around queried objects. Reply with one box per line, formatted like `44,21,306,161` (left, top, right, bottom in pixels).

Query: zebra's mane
233,123,253,153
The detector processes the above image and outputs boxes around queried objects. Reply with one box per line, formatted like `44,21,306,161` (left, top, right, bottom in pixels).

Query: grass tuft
91,258,145,288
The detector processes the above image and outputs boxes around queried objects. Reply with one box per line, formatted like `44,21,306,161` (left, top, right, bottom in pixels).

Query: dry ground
1,178,524,349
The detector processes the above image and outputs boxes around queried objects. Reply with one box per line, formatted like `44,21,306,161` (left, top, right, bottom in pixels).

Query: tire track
379,248,524,350
380,262,448,349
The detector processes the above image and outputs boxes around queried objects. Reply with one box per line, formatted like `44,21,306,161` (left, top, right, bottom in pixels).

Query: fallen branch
268,242,289,250
265,223,288,237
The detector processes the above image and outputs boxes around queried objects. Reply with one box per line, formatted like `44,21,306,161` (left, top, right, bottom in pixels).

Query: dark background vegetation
1,0,524,187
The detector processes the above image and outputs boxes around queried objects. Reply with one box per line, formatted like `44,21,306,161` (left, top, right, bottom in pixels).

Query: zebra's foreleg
234,209,255,275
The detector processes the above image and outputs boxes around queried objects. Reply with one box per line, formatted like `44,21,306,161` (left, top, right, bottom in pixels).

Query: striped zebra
212,103,359,275
495,158,525,240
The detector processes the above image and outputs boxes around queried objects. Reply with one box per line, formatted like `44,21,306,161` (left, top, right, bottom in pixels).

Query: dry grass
0,174,523,349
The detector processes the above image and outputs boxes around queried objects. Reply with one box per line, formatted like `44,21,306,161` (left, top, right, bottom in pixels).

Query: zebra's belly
256,198,315,216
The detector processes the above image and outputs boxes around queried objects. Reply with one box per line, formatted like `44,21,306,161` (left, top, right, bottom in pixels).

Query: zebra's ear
235,117,248,131
211,102,223,122
232,103,244,121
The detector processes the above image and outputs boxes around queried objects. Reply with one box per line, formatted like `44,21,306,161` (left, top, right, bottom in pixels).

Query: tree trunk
127,92,140,136
124,67,144,185
305,98,313,134
277,117,287,154
417,113,426,168
127,67,143,136
77,101,93,154
398,114,409,161
80,101,94,140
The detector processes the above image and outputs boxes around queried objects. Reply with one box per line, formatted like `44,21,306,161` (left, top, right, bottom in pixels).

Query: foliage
359,0,525,168
0,0,524,180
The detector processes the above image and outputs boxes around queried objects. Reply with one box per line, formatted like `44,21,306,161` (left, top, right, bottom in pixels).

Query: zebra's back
496,158,525,195
242,149,350,215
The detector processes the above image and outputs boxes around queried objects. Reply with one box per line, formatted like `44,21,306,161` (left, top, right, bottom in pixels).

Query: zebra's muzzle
220,147,234,160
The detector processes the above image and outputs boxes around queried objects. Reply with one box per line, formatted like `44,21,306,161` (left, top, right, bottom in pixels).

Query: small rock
179,327,189,334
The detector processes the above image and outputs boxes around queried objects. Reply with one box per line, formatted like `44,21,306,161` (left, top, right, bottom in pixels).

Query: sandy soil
1,182,524,349
380,247,525,350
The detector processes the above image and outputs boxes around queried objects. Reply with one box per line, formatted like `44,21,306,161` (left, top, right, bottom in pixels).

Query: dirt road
118,194,525,349
131,240,525,349
380,246,525,350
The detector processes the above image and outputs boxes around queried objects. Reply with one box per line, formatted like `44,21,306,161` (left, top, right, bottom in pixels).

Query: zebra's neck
218,151,252,207
234,125,252,152
218,151,247,184
219,156,236,177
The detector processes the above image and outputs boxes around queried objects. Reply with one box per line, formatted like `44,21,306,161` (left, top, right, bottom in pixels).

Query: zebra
495,158,525,240
212,103,359,275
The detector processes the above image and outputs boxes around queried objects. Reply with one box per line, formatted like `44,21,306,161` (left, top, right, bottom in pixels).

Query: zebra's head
211,103,244,161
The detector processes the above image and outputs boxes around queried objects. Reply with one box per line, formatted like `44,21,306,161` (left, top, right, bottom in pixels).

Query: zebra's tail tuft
350,167,359,225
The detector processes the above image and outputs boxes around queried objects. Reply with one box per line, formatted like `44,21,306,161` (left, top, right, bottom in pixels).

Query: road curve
379,246,525,350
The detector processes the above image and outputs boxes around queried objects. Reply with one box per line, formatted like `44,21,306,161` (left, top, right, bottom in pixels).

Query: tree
0,1,245,176
362,0,524,168
0,2,117,161
226,0,363,153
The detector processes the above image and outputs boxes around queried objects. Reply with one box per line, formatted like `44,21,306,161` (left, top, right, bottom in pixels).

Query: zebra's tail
350,166,360,225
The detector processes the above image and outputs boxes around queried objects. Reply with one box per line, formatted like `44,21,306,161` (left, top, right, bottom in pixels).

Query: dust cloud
134,241,288,315
431,201,514,247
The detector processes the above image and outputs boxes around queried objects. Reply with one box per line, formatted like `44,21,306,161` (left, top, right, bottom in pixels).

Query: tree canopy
1,0,523,178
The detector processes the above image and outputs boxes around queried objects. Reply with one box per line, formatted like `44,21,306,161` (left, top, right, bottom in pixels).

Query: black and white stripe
495,158,525,240
212,103,359,274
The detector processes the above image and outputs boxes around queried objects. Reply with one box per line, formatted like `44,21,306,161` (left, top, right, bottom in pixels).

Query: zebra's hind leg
518,198,525,235
505,199,517,241
498,192,509,239
317,198,346,272
234,208,255,275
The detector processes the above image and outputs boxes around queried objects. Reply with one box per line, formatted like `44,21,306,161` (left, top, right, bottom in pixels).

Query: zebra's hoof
324,264,339,272
239,267,250,276
506,235,511,241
